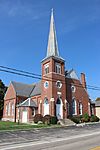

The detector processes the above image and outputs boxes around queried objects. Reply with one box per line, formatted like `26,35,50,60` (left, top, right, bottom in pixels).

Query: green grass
0,121,60,131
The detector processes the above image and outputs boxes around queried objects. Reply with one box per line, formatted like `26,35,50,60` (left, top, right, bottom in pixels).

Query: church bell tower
41,9,67,119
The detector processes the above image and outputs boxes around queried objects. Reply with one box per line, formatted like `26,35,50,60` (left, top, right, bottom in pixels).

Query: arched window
56,98,63,119
56,98,61,104
44,64,49,74
44,98,49,116
8,102,10,116
55,63,61,74
32,108,35,116
79,103,83,115
44,98,49,104
6,104,8,115
11,103,14,116
72,99,77,115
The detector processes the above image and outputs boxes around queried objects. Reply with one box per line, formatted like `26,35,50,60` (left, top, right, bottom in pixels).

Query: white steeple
47,9,59,57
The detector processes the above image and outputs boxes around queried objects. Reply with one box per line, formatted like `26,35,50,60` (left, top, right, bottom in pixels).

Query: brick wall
66,77,90,116
41,57,67,118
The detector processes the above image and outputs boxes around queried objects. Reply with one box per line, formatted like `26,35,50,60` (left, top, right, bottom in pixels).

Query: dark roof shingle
11,81,35,97
11,81,41,97
30,81,41,96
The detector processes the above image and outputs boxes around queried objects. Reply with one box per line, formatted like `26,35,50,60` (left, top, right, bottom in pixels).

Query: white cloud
0,0,47,20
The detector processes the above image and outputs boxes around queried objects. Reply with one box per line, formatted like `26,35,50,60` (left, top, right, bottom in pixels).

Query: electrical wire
0,66,100,91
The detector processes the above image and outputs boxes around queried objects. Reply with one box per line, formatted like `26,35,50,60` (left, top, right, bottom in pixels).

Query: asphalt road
0,123,100,150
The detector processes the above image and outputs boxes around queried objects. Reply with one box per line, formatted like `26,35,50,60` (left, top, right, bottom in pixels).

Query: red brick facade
66,77,90,117
41,57,67,119
2,58,91,123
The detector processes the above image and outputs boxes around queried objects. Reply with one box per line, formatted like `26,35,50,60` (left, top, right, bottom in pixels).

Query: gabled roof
65,69,79,80
30,81,41,96
18,98,37,107
11,81,41,97
11,81,34,97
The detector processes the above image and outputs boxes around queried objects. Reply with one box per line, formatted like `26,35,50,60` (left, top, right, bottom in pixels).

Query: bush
34,114,43,124
90,115,99,122
43,115,51,125
82,113,90,122
79,115,83,120
70,116,80,124
51,116,58,124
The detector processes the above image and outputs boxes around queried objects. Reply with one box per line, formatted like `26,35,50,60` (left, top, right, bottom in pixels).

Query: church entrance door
56,98,63,119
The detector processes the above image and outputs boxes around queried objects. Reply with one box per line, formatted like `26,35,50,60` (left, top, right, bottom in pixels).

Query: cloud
0,0,47,20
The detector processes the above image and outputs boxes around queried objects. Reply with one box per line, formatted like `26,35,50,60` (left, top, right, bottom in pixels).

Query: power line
0,69,41,80
1,65,100,89
0,65,99,90
0,68,65,83
0,65,68,84
0,65,64,82
0,65,41,77
0,66,100,91
0,67,100,91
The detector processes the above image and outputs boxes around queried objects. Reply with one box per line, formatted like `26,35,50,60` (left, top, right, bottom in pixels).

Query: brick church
3,10,92,123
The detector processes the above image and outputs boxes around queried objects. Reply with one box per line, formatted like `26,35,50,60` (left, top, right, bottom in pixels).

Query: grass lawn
0,121,60,131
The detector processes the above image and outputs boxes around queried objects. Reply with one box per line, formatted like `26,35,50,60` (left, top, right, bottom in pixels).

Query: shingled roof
30,82,41,96
65,69,79,80
11,81,41,97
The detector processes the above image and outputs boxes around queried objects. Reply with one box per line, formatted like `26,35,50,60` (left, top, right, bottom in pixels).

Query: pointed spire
46,9,59,57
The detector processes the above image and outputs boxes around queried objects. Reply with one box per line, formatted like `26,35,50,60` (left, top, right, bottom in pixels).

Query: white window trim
8,102,10,116
55,63,61,74
6,104,8,115
79,103,83,115
71,85,76,93
44,63,49,68
44,63,49,74
32,108,35,117
44,98,49,116
12,103,14,116
56,80,62,89
72,99,77,115
44,81,49,89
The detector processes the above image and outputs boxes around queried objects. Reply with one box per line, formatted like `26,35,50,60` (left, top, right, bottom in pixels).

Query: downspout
14,92,17,122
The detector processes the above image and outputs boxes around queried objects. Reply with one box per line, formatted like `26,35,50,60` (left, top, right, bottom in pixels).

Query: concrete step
58,119,76,126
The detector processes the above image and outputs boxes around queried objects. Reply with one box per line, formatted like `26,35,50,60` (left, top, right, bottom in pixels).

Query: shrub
79,115,83,120
70,116,80,124
51,116,58,124
43,115,51,125
90,115,99,122
33,114,43,124
95,116,99,122
82,113,90,122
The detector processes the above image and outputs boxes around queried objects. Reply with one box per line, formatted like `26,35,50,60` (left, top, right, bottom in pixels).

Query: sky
0,0,100,100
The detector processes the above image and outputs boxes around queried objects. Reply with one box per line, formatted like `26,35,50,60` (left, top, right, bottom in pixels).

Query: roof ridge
11,81,35,86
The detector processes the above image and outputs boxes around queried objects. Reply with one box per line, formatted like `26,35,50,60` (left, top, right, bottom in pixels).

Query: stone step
58,119,76,126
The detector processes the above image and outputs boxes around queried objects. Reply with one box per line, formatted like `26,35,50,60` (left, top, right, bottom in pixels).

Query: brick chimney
81,73,86,89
